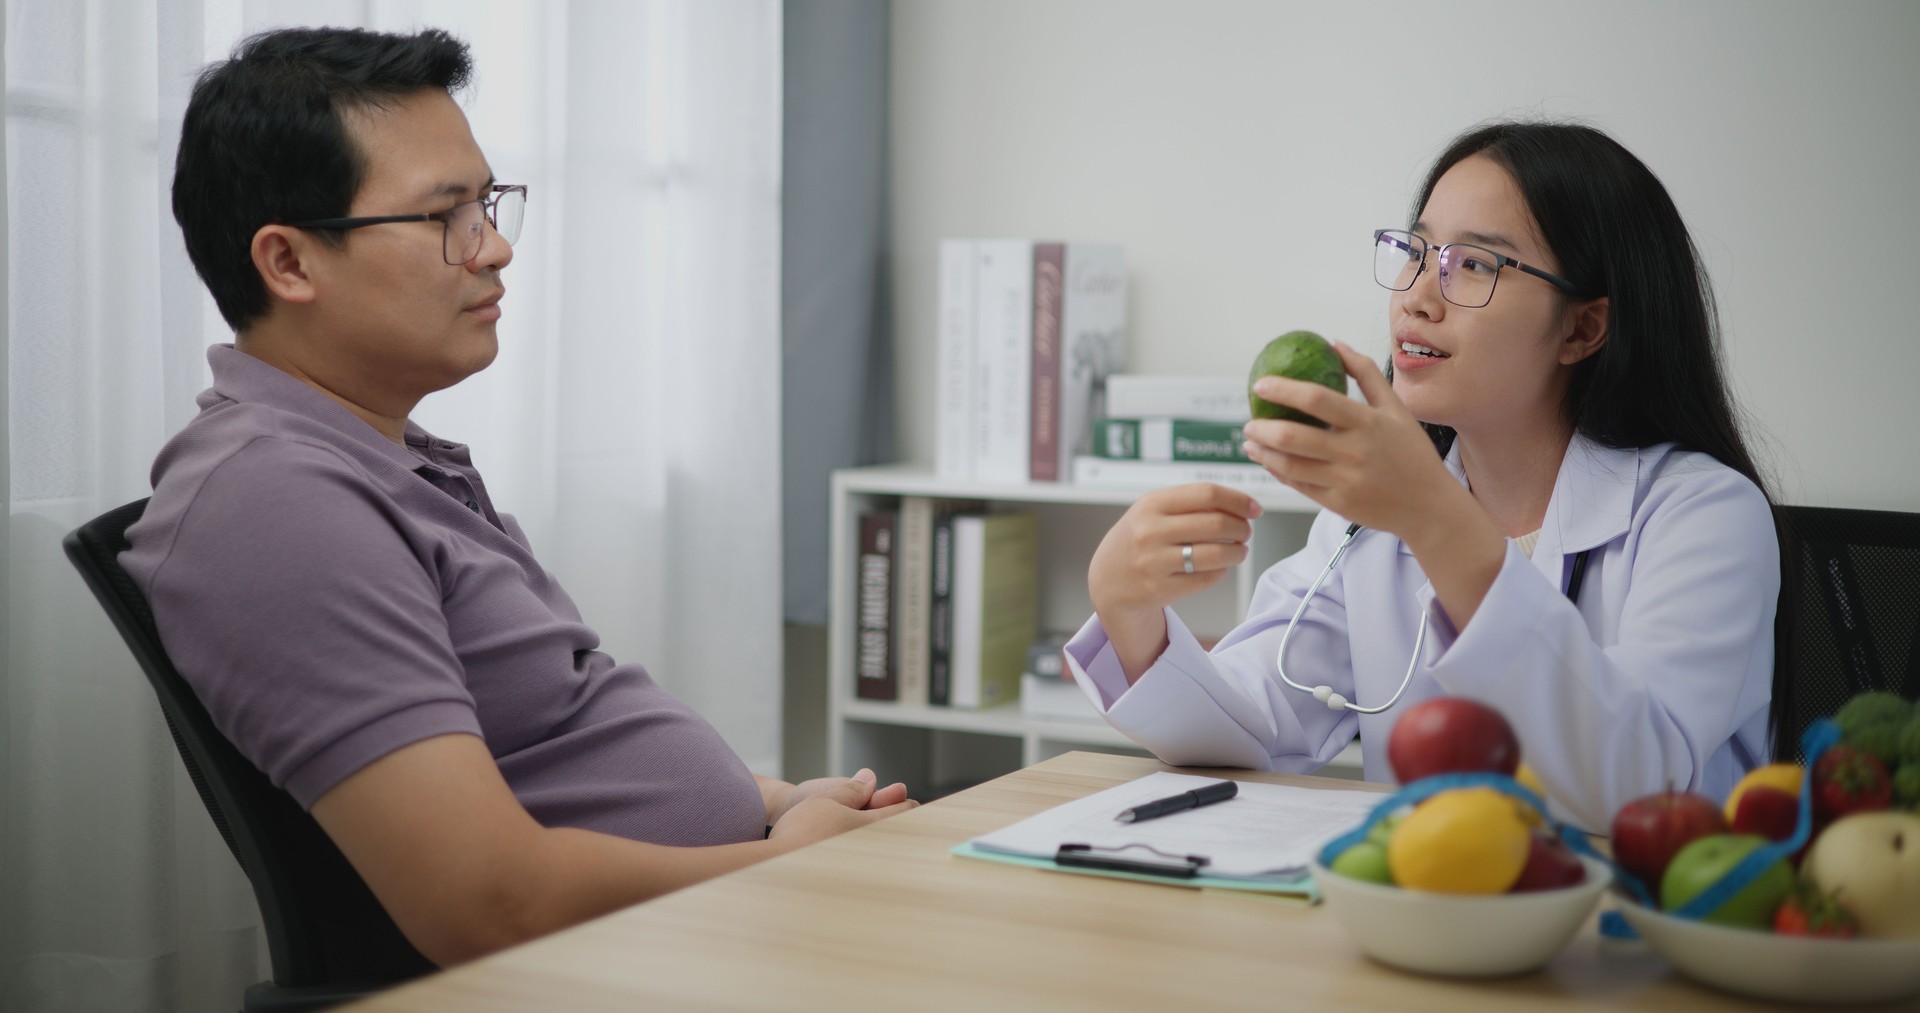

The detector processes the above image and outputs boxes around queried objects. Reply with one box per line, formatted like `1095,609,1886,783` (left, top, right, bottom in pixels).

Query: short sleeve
141,437,482,807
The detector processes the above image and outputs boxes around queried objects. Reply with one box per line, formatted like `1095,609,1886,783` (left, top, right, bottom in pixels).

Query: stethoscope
1275,522,1592,713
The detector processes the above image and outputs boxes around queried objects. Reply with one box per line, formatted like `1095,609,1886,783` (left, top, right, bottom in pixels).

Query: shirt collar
1429,431,1638,557
204,343,457,473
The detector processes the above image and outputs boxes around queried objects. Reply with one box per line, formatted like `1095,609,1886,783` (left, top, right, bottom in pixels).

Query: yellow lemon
1723,763,1803,823
1387,788,1531,894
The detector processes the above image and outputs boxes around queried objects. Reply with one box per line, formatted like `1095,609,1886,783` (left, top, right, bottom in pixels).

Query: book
935,239,977,479
1070,455,1283,492
1105,374,1248,422
928,508,966,706
972,240,1034,484
1052,245,1128,480
948,511,1038,710
854,510,898,700
1027,242,1065,481
1091,418,1250,463
894,496,986,707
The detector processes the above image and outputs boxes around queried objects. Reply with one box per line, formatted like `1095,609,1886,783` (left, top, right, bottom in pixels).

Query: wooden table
344,752,1886,1011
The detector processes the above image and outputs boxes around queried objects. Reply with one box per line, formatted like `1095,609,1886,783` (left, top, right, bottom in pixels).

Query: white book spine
971,240,1033,484
1070,455,1282,492
1056,245,1128,479
948,515,985,710
936,239,978,479
1105,374,1249,422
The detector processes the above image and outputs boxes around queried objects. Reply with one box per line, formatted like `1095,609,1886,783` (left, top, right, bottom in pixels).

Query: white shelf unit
824,465,1364,792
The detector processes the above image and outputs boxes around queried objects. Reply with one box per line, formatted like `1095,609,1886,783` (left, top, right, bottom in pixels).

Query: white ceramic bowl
1308,854,1612,977
1614,899,1920,1005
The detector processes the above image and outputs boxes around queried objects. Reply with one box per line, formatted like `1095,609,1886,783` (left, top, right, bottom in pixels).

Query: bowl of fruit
1310,699,1613,976
1605,692,1920,1005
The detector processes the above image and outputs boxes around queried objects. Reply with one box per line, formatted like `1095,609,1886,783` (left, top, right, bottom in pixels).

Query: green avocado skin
1248,330,1348,427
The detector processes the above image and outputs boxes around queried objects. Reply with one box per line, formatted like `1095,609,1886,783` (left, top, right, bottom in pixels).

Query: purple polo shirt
122,345,766,847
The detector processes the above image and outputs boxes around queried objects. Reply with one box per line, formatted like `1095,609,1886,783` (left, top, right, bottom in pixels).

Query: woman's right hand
1088,483,1262,681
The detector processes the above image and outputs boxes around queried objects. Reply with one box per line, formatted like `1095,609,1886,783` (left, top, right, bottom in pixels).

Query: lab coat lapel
1534,434,1639,591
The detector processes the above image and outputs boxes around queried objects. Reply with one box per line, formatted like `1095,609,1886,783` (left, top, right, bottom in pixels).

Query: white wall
889,0,1920,510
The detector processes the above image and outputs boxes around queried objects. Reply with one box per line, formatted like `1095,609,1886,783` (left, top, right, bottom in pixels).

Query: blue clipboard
950,841,1321,903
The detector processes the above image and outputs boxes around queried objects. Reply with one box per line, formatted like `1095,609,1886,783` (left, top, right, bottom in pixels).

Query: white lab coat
1065,434,1778,832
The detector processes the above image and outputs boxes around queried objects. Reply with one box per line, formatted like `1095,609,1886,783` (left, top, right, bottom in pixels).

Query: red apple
1728,784,1800,843
1611,790,1728,892
1510,831,1586,892
1386,697,1520,783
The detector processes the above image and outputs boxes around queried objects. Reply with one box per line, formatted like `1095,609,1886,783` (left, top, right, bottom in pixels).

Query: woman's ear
250,224,320,307
1559,296,1609,366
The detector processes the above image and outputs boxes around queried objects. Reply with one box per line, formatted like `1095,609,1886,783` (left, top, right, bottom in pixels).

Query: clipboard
950,771,1389,901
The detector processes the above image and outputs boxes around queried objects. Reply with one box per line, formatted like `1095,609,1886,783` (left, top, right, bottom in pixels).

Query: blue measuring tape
1317,718,1844,940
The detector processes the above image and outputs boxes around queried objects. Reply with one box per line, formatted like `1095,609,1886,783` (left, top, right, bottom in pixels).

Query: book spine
1069,455,1282,492
928,510,961,707
949,515,986,710
1056,245,1128,481
1091,418,1249,462
1028,242,1065,482
972,240,1033,484
963,512,1039,710
854,510,897,700
1104,374,1248,422
936,239,977,480
893,497,933,707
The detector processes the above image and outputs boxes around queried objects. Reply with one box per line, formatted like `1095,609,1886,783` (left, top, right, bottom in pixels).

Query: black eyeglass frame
287,184,527,265
1372,228,1588,307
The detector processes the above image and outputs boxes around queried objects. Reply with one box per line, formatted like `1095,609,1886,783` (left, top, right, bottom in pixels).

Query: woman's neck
1455,418,1576,538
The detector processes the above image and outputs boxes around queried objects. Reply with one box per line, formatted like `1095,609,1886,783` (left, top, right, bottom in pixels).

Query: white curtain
1,1,783,1009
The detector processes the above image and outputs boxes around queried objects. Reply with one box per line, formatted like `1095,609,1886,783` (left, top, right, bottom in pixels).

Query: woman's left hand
768,769,910,824
1241,341,1457,540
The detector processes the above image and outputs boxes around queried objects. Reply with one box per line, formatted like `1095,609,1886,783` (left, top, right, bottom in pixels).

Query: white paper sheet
969,771,1388,880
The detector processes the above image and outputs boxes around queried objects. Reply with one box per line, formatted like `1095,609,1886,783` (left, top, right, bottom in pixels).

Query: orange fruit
1723,763,1802,823
1387,787,1532,894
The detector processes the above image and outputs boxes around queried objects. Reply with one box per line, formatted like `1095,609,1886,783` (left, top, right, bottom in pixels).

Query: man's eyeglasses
288,184,527,266
1372,228,1583,308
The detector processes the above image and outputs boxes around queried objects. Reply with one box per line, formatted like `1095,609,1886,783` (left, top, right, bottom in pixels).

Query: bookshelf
825,464,1364,793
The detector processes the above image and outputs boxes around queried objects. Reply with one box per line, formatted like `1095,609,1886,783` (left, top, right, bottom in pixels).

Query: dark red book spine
1028,242,1066,481
855,510,898,700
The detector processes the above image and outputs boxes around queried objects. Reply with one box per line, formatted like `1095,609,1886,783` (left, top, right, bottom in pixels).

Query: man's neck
234,330,414,444
1455,417,1575,539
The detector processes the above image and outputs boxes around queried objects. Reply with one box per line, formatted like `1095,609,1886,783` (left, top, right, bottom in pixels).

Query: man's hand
767,778,918,848
761,769,911,824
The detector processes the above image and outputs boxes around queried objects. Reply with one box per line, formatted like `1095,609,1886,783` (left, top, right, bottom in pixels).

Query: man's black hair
172,26,473,331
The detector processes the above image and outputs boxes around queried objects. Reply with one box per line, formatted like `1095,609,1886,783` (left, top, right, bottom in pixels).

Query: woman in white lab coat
1067,122,1777,832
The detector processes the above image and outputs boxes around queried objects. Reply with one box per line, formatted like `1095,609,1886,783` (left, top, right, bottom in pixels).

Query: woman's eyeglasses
1372,228,1583,307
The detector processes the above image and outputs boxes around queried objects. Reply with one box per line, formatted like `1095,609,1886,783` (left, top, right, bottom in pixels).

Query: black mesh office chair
64,499,434,1012
1769,505,1920,763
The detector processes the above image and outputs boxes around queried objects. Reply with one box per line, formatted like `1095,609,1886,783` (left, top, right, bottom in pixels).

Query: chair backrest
63,499,434,990
1770,504,1920,762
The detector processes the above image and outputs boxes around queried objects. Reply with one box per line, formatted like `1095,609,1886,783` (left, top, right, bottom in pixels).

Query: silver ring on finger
1181,543,1195,574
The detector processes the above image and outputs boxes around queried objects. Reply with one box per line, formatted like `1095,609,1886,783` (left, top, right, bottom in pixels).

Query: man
125,25,913,967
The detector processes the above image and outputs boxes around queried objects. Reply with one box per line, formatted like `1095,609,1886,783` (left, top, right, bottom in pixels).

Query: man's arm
312,733,913,967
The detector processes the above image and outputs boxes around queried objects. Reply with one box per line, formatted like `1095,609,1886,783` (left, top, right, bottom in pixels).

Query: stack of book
1069,373,1283,491
855,498,1038,711
936,239,1127,484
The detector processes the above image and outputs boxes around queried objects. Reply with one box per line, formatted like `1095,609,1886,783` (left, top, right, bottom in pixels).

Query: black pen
1115,780,1238,823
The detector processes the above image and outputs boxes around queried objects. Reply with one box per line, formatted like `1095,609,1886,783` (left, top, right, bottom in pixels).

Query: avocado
1248,330,1347,427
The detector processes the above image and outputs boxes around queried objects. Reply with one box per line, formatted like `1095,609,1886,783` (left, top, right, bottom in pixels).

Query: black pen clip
1055,842,1210,879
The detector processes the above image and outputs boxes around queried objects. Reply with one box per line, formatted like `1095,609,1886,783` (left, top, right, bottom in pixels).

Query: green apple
1659,834,1794,928
1366,810,1406,848
1330,841,1393,884
1803,811,1920,938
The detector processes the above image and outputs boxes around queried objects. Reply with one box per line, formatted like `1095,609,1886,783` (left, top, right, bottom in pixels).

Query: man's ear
1559,296,1609,366
250,224,321,306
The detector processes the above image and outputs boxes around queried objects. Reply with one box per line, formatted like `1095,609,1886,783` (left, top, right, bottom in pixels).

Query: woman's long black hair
1404,121,1771,502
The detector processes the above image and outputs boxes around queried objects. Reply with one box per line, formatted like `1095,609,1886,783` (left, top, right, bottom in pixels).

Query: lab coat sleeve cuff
1063,607,1217,712
1416,542,1556,685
